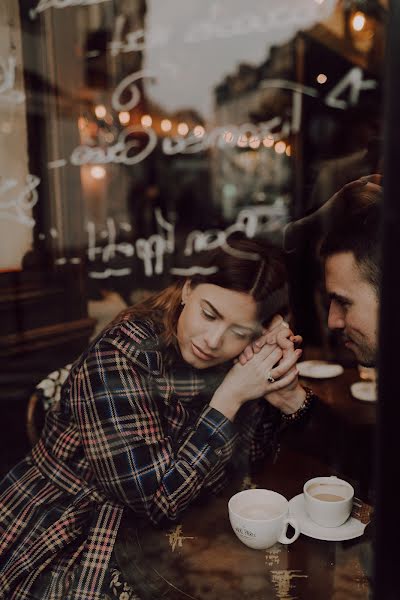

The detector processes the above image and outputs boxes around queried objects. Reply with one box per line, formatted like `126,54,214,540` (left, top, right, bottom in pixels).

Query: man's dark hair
319,180,382,292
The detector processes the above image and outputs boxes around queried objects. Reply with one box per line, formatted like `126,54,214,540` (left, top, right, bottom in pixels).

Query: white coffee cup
303,476,354,528
228,489,300,550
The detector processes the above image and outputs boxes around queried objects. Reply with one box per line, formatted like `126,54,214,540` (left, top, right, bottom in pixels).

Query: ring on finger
266,371,275,383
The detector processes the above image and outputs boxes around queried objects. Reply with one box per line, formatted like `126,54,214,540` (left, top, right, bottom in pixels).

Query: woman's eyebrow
202,299,258,333
201,299,223,318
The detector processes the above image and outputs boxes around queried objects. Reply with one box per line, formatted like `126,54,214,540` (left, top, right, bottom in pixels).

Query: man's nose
327,303,345,330
204,325,225,350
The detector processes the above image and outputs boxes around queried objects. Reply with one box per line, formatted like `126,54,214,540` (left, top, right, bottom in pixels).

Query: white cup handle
278,516,300,545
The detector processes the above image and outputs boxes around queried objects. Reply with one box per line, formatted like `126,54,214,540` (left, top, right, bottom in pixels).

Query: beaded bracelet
281,386,315,424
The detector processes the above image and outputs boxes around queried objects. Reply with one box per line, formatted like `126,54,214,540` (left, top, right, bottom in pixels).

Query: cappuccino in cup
304,476,354,528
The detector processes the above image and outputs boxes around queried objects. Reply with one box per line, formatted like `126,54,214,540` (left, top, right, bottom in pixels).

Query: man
238,176,382,413
284,175,382,367
318,178,381,366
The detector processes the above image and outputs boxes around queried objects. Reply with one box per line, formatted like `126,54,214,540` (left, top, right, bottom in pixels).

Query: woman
0,238,311,600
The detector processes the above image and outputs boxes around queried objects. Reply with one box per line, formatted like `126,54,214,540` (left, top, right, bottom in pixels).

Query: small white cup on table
303,476,354,528
228,489,300,550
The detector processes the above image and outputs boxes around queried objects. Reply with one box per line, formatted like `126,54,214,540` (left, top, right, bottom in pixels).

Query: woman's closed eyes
201,308,253,340
201,308,216,321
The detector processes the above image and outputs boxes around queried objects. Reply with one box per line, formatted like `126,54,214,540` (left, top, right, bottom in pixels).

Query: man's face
325,252,379,366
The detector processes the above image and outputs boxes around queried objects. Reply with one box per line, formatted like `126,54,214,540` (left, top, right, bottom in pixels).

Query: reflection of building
212,41,295,238
213,1,384,224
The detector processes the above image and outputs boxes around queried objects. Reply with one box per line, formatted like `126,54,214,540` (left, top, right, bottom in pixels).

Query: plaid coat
0,316,281,600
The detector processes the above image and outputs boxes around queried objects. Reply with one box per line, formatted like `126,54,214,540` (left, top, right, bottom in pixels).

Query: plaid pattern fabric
0,316,280,599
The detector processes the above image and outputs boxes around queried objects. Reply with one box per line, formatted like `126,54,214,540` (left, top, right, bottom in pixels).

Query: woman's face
177,282,262,369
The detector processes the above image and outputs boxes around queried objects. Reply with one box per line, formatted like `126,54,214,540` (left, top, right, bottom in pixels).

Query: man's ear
181,280,192,304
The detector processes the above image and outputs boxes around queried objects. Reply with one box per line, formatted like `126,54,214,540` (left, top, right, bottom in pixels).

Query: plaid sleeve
71,336,237,524
237,400,282,464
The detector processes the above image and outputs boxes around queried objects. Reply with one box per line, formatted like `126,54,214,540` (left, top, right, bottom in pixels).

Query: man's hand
238,314,302,365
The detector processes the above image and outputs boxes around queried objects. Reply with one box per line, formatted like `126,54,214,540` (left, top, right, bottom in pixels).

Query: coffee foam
237,503,283,520
306,482,351,501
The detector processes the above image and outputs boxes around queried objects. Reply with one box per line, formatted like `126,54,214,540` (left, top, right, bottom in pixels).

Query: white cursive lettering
70,126,157,166
324,67,378,110
0,174,40,227
109,19,170,57
0,56,25,105
80,203,289,279
30,0,111,19
111,70,155,112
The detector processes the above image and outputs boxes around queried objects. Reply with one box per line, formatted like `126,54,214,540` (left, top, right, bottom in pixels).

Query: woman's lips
191,343,215,361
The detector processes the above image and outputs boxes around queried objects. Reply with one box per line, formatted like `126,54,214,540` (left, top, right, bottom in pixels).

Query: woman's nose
204,325,225,350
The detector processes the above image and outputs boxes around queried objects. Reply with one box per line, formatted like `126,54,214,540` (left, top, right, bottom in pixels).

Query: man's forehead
325,252,363,294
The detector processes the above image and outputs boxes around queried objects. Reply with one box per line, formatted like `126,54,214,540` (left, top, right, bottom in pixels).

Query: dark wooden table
116,366,376,599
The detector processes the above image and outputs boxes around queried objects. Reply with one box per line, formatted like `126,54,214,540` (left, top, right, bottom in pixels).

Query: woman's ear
181,280,192,305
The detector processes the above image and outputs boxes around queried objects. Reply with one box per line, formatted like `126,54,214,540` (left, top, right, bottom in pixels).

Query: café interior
1,1,398,598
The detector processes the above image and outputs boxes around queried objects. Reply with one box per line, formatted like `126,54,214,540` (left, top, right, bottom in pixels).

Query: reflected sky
144,0,336,120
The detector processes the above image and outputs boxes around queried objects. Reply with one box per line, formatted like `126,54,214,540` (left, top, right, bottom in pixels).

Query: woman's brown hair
117,238,288,350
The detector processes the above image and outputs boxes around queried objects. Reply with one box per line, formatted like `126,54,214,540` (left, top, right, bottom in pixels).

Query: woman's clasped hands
210,315,306,421
239,314,307,415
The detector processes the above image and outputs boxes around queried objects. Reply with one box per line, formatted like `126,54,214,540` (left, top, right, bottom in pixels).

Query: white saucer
350,381,377,402
297,360,344,379
288,494,367,541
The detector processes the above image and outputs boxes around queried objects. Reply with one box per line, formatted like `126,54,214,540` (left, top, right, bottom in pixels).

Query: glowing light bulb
317,73,327,84
352,11,366,32
90,166,106,180
119,111,130,125
161,119,172,132
285,145,292,157
194,125,205,137
237,135,248,148
274,141,286,154
94,104,106,119
263,136,274,148
141,114,152,127
249,137,260,149
177,122,189,136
